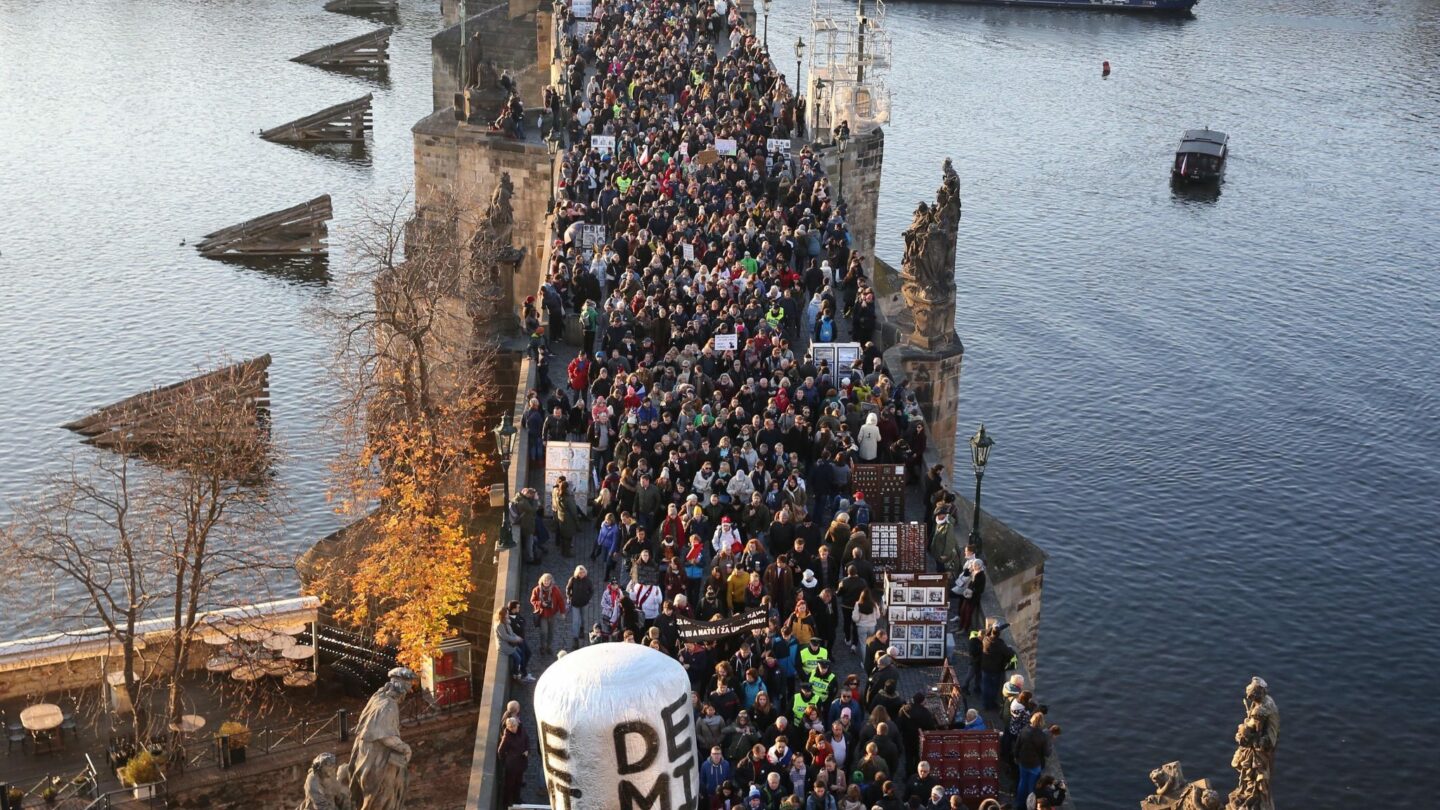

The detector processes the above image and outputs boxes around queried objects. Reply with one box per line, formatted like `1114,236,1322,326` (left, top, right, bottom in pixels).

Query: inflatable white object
533,643,698,810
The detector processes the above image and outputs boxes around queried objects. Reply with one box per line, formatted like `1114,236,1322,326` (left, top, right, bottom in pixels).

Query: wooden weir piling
291,27,392,70
62,355,272,459
260,94,374,144
195,195,332,259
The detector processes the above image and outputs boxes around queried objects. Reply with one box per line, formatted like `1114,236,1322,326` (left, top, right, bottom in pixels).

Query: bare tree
2,359,289,743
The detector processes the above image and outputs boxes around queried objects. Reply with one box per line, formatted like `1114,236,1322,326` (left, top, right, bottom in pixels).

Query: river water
3,0,1438,804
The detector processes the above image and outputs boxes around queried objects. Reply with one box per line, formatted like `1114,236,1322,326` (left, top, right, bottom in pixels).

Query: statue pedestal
885,336,964,476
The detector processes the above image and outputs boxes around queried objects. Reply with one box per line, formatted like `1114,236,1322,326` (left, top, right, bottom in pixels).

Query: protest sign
766,137,793,158
675,609,768,642
714,138,738,156
590,134,616,156
713,333,738,352
682,242,695,262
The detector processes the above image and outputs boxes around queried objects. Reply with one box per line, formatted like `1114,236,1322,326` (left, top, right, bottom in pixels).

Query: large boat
1171,129,1228,184
949,0,1197,14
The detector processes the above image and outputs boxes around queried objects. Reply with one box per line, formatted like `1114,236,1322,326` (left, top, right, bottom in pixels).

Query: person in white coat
856,412,882,462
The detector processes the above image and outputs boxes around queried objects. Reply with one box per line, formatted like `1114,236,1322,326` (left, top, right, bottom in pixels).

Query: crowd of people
490,0,1063,807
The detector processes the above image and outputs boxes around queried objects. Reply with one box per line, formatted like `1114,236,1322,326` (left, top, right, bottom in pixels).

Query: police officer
791,682,823,723
799,636,830,679
809,657,839,703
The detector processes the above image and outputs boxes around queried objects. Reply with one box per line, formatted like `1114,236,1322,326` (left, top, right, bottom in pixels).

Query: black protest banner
674,608,768,642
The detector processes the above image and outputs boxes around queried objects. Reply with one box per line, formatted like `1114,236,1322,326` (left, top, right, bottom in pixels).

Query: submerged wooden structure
292,27,392,70
62,356,272,460
195,196,332,258
260,94,374,144
322,0,398,14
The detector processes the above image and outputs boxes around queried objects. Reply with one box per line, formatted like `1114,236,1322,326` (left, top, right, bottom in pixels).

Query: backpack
818,318,835,343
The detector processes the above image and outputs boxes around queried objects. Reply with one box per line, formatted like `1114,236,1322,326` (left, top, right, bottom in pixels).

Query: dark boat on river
949,0,1197,14
1172,129,1228,184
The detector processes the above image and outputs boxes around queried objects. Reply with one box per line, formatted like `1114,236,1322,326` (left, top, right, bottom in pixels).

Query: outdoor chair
60,699,79,739
5,712,28,754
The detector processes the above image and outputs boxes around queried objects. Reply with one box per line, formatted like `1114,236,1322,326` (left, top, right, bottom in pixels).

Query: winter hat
854,492,864,501
749,787,763,800
801,569,818,589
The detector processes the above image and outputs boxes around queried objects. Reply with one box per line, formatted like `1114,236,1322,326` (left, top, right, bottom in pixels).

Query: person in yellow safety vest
809,657,838,703
799,637,830,678
791,682,822,722
765,304,784,331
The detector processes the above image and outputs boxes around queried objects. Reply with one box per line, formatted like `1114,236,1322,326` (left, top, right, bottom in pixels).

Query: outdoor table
238,628,270,643
275,622,308,636
20,704,63,732
281,644,316,660
168,714,206,734
282,670,317,688
205,655,240,673
263,632,295,651
261,658,294,676
231,663,266,682
202,633,234,646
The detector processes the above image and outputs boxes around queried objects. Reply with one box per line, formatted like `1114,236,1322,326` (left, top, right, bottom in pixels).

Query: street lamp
967,424,993,550
836,125,850,201
794,36,806,100
545,132,562,213
493,411,519,550
762,0,771,49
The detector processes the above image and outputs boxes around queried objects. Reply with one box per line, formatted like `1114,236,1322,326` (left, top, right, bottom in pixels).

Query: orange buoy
1102,60,1111,76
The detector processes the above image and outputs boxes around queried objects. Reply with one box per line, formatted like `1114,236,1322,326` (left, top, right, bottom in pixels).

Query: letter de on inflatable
533,644,698,810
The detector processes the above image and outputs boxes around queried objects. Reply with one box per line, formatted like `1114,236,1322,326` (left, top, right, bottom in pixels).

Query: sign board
679,142,689,158
694,148,719,166
810,342,863,377
589,134,615,156
580,224,607,250
853,464,907,522
571,0,593,18
766,138,793,158
675,608,768,642
682,242,695,262
713,333,738,352
573,19,597,36
714,138,738,156
545,441,592,505
871,522,927,573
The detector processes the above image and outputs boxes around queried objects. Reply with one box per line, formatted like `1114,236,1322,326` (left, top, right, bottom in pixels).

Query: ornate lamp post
794,36,806,101
493,412,519,550
967,424,993,549
762,0,771,49
836,126,850,200
545,132,562,213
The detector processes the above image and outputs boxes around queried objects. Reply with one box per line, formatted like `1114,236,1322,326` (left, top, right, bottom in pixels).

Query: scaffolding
807,0,892,136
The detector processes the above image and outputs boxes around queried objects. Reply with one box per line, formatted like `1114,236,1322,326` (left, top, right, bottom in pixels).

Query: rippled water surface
4,0,1440,803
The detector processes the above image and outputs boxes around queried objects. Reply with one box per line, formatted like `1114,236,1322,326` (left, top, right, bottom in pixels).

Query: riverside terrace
463,0,1061,808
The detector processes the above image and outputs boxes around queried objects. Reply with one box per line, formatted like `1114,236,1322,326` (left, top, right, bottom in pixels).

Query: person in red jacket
530,572,567,655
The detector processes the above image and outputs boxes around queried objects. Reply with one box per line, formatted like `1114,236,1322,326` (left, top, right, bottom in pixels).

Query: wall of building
413,111,553,313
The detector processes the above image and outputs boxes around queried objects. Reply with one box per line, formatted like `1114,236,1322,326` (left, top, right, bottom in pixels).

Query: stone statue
485,173,516,227
463,33,509,124
1141,761,1222,810
340,667,417,810
1227,677,1279,810
299,752,353,810
899,159,962,350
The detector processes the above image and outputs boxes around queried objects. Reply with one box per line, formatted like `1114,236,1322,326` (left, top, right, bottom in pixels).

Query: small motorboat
1172,129,1228,184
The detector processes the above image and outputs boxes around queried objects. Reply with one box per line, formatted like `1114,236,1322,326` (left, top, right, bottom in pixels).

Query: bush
118,748,163,787
6,786,25,805
217,720,251,749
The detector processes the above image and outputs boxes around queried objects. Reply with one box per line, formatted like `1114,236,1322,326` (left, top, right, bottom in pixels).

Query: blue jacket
597,522,622,556
741,678,768,709
701,758,734,797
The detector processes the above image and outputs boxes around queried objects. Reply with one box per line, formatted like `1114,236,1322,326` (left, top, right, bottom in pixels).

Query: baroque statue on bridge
1227,677,1280,810
298,752,353,810
900,159,963,351
1139,761,1221,810
340,667,418,810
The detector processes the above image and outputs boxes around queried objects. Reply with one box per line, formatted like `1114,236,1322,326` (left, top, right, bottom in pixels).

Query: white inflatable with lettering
533,644,698,810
